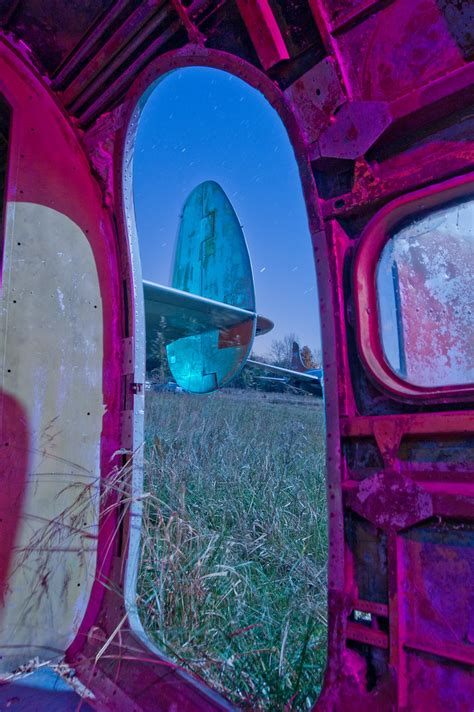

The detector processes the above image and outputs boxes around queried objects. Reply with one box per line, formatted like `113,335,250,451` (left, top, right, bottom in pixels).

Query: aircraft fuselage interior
0,1,473,710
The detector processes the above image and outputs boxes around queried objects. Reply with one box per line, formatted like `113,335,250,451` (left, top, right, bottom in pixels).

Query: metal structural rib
0,0,473,710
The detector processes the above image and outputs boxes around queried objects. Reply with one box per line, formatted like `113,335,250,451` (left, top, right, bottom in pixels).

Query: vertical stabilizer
290,341,306,372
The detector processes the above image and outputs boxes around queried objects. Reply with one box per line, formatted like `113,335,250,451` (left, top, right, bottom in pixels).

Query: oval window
376,196,474,387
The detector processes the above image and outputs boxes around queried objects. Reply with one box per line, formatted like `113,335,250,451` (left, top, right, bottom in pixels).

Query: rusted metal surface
60,0,167,108
0,1,473,710
316,100,391,160
234,0,289,69
0,0,115,74
285,57,346,144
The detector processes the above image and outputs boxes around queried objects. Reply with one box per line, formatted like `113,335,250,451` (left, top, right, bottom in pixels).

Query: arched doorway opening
123,61,329,711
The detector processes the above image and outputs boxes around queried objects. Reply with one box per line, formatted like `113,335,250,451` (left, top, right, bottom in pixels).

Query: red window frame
354,172,474,403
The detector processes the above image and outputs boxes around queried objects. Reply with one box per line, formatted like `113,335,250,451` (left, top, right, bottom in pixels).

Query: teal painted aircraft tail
166,180,257,393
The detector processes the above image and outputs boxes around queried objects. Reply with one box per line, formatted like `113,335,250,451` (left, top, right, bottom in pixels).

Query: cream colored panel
0,202,103,671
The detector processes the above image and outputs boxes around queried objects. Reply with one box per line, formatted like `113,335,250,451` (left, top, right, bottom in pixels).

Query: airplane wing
246,359,321,382
144,280,273,344
246,359,323,394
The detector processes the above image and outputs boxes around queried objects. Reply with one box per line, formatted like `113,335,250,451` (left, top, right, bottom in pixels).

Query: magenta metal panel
235,0,290,70
335,0,466,101
0,391,29,605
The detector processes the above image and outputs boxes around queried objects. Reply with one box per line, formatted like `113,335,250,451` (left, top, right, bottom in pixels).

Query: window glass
376,196,474,387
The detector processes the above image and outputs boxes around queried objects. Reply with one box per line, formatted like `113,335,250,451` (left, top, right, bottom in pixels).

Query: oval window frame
354,171,474,403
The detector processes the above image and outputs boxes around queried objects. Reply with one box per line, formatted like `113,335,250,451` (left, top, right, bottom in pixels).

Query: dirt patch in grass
138,389,328,710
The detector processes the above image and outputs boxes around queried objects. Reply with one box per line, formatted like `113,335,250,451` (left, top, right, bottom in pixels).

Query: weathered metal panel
0,39,122,673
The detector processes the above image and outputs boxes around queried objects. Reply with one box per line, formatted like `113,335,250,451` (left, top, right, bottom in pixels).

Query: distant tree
250,350,268,363
300,345,314,369
269,333,298,368
300,345,322,369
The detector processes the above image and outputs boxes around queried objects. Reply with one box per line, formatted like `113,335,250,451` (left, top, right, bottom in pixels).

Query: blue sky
133,66,321,358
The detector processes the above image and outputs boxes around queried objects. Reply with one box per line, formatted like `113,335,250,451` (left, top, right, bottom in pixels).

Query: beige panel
0,202,103,671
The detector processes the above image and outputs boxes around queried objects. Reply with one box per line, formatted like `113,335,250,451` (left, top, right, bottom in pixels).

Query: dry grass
138,390,328,710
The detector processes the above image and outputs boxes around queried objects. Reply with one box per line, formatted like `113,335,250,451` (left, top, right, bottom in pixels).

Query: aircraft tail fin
290,341,306,373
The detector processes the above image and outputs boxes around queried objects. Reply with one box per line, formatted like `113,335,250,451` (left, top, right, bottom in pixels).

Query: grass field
139,389,328,710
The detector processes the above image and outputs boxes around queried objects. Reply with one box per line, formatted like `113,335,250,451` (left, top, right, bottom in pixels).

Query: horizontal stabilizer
255,315,274,336
144,280,257,344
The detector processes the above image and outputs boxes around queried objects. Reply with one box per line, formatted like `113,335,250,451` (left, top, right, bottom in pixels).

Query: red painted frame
354,171,474,403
